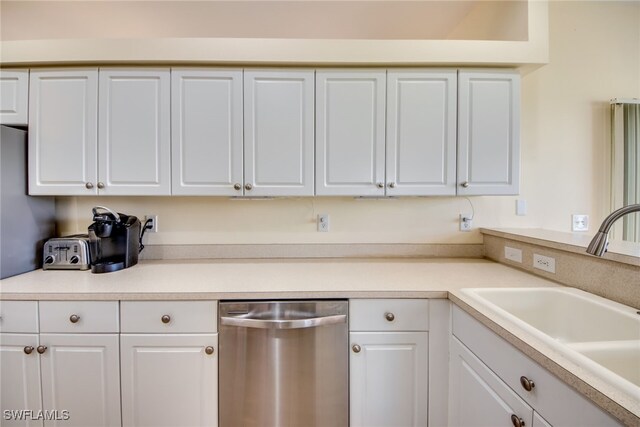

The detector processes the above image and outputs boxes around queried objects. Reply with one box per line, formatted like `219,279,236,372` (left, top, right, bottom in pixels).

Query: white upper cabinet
29,69,99,196
98,68,171,195
386,70,457,196
316,70,386,196
244,70,315,196
172,69,243,196
0,69,29,125
457,70,520,195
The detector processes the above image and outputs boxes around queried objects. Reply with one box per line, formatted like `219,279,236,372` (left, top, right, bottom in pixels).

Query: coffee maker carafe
88,206,141,273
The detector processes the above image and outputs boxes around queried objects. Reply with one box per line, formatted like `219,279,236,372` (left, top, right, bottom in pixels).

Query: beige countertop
1,257,636,425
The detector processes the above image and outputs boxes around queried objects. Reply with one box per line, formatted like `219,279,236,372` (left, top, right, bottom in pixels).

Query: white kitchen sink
461,287,640,397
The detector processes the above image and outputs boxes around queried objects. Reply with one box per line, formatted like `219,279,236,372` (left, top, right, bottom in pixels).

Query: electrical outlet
533,253,555,273
504,246,523,263
144,214,158,233
572,214,589,231
459,214,473,232
317,214,329,232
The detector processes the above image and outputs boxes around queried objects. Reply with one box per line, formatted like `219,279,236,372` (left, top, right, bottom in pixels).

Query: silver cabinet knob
36,345,47,354
245,183,253,191
234,183,242,191
511,414,525,427
388,182,396,188
520,376,535,392
384,312,395,322
85,182,94,189
23,346,34,355
461,182,470,188
376,183,384,188
97,182,105,189
69,314,80,324
352,344,361,353
205,346,215,355
161,315,171,324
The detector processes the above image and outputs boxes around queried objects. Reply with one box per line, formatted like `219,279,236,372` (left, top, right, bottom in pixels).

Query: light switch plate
504,246,522,263
516,199,527,216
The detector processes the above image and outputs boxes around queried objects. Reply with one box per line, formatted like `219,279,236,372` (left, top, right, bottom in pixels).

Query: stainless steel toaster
43,235,91,270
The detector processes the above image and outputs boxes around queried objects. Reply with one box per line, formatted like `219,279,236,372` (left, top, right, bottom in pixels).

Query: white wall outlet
144,214,158,233
317,214,329,232
533,253,555,273
572,214,589,231
504,246,523,263
459,214,473,232
515,199,527,216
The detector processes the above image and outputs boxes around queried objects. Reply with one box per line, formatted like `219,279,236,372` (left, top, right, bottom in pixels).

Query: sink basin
461,287,640,397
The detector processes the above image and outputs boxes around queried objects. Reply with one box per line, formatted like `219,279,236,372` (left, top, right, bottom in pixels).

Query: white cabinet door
39,334,120,427
386,70,457,196
316,70,386,196
457,70,520,195
0,69,29,125
449,336,533,427
120,334,218,427
0,334,42,427
98,69,171,195
28,69,98,196
172,69,243,196
350,331,428,427
244,70,314,196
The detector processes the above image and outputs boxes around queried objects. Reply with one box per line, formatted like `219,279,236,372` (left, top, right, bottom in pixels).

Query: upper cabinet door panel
28,69,98,196
316,70,386,196
98,69,171,195
244,70,314,196
0,69,29,125
172,69,243,196
386,70,457,196
457,70,520,195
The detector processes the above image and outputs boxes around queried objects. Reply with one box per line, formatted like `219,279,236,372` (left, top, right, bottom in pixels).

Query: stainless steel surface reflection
219,300,349,427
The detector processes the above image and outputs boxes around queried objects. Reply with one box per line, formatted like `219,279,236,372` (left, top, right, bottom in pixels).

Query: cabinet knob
352,344,361,353
461,182,470,188
511,414,525,427
69,314,80,324
23,346,34,355
519,376,535,392
97,182,105,189
388,182,396,188
245,183,253,191
36,345,47,354
234,183,242,191
376,182,384,188
384,312,395,322
205,346,215,355
85,182,94,189
161,315,171,324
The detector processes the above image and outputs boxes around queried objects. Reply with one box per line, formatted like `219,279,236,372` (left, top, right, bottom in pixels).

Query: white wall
53,1,640,245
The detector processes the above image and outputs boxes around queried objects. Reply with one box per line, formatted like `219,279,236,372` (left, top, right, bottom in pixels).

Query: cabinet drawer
121,301,217,333
350,299,428,331
0,301,38,333
39,301,119,333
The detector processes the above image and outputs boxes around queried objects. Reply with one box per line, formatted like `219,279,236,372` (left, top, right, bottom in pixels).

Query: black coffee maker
88,206,140,273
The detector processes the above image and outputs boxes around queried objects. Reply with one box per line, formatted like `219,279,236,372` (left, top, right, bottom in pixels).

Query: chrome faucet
586,204,640,256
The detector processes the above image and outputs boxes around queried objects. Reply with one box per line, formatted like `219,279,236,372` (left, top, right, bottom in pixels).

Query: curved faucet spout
586,204,640,256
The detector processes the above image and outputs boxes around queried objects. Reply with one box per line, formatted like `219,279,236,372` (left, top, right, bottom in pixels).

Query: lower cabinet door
39,333,120,427
350,331,428,427
120,334,218,427
0,333,42,427
449,336,533,427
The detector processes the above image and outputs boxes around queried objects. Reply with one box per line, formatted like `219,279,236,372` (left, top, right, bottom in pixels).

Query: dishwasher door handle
220,314,347,329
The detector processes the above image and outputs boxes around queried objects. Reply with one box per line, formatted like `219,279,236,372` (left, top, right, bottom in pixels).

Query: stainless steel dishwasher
219,300,348,427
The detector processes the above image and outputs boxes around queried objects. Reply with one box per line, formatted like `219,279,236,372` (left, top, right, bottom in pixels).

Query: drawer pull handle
205,346,215,355
36,345,47,354
23,346,34,355
511,414,525,427
69,314,80,324
519,376,535,392
384,312,395,322
161,315,171,324
352,344,361,353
